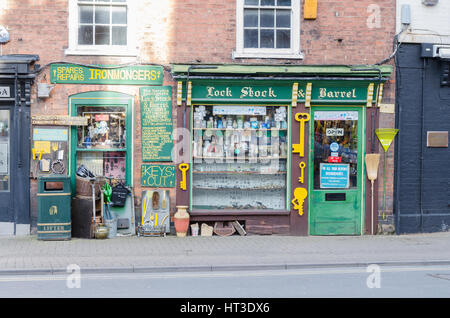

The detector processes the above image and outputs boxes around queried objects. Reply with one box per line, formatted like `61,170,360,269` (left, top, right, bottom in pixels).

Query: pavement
1,232,450,275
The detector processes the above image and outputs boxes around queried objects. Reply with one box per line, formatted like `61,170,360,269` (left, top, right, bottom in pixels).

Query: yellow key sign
292,113,310,158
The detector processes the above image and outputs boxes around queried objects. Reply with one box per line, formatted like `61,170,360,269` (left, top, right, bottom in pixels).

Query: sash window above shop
234,0,303,59
66,0,137,56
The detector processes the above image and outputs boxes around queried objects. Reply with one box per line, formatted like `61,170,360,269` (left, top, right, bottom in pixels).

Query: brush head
365,153,381,181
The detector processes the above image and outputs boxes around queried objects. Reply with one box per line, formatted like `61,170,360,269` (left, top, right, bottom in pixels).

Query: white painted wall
397,0,450,44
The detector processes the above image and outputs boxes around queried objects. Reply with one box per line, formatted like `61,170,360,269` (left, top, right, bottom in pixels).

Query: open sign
326,128,344,136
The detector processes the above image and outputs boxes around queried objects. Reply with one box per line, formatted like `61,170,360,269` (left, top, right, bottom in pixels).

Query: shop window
76,105,127,181
0,110,10,192
313,111,359,190
191,105,289,211
234,0,303,59
67,0,137,56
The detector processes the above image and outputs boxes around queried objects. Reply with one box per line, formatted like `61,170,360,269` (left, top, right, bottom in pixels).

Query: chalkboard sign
140,86,173,161
141,164,176,187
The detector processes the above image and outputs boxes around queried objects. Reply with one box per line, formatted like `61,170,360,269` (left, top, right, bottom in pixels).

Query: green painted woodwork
51,64,163,85
69,91,134,193
179,81,380,105
171,64,392,78
309,106,365,236
140,86,173,161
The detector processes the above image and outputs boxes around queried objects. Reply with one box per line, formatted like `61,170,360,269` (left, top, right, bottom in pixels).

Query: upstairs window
78,0,128,46
234,0,302,59
67,0,136,56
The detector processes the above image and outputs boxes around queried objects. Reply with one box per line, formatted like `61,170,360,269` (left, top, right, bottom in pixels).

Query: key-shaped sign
178,163,189,191
298,162,306,184
292,187,308,216
292,113,310,158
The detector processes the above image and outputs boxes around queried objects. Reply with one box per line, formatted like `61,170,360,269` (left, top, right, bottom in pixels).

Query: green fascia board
171,64,393,79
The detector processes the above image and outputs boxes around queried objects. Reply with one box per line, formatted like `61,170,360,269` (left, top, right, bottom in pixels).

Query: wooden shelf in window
193,186,285,191
193,128,287,131
192,171,287,175
77,148,127,152
193,156,287,160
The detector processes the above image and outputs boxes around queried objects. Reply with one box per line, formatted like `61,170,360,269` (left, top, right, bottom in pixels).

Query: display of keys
292,187,308,216
298,162,306,184
292,113,310,158
178,163,189,191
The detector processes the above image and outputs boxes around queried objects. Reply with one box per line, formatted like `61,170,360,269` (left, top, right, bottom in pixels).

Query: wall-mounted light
422,0,439,6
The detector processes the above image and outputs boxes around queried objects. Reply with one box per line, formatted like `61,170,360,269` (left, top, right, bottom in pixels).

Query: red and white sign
328,156,341,163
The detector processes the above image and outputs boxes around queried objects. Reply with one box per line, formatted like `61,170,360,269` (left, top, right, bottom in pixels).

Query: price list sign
140,86,173,161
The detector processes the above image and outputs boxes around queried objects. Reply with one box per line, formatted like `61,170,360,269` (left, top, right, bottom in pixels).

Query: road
1,264,450,298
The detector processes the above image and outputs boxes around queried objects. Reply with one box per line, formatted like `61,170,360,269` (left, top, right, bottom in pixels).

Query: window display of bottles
191,105,289,211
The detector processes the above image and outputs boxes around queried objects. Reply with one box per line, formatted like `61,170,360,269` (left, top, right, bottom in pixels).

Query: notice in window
140,86,173,161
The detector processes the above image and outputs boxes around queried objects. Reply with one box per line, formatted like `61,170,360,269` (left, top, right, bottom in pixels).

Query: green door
309,107,365,235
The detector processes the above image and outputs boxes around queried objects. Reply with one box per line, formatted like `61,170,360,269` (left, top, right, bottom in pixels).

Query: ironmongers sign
50,64,163,85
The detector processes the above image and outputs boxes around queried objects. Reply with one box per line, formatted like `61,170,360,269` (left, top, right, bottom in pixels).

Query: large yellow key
179,163,189,191
292,187,308,216
292,113,310,158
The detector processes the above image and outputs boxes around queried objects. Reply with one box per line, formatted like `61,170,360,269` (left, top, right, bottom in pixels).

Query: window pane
95,25,110,45
277,0,291,6
244,0,259,5
112,6,127,24
276,9,290,27
112,0,126,2
244,29,258,48
261,0,275,5
79,5,93,23
78,25,93,44
276,29,290,48
95,5,110,24
260,29,274,48
0,110,10,192
112,26,127,45
260,9,274,27
244,9,258,27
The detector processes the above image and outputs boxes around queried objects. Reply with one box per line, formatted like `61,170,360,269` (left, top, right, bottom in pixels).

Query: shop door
309,107,365,235
0,108,13,224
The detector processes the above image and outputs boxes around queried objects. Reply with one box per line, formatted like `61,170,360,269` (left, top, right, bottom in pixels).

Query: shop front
172,64,392,236
31,63,170,238
0,55,38,236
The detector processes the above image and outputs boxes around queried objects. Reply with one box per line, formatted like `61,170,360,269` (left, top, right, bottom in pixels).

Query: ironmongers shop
172,64,392,236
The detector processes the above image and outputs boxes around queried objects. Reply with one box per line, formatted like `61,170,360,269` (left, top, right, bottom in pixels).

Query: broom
365,154,380,235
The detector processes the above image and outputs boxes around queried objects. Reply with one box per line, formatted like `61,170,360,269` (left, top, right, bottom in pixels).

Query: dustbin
37,176,72,240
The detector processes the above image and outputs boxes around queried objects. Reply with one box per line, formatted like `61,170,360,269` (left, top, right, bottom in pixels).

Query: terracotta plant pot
174,205,190,237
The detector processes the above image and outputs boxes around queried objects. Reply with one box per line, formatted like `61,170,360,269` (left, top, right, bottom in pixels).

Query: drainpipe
420,59,427,233
13,65,18,235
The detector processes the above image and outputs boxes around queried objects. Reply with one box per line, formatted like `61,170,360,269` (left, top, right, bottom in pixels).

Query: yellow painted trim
366,83,374,107
37,230,71,234
305,83,312,108
36,193,71,197
38,222,71,226
291,82,299,107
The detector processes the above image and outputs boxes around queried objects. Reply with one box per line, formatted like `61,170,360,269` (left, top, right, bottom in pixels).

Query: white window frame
233,0,303,59
66,0,137,56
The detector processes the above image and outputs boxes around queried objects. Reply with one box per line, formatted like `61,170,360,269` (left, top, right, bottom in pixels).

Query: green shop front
172,64,392,236
32,63,170,238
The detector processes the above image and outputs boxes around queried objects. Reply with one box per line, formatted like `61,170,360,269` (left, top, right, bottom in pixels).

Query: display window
70,91,134,188
75,105,127,181
0,110,10,192
191,105,290,211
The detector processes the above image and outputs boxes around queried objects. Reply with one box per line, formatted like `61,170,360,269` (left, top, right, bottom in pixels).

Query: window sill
232,50,304,60
65,48,138,57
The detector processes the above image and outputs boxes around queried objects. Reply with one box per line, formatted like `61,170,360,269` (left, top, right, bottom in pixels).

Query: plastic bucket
105,216,118,239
